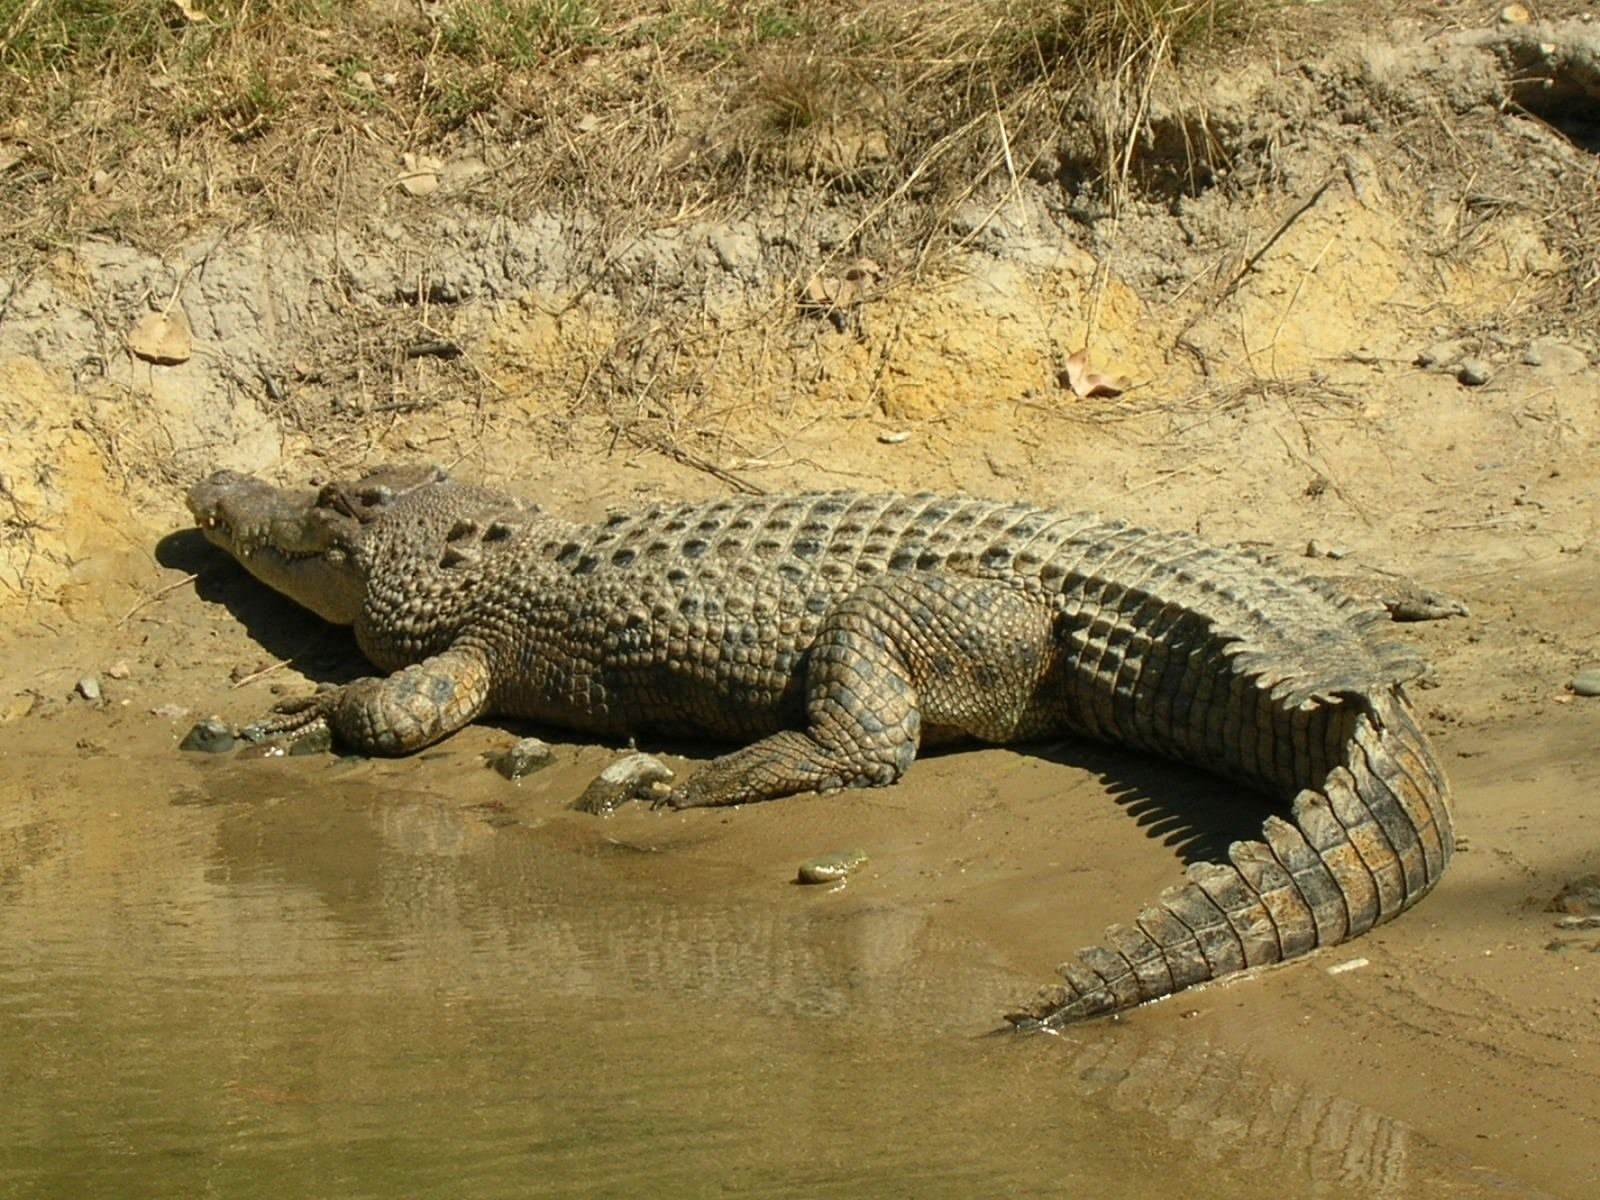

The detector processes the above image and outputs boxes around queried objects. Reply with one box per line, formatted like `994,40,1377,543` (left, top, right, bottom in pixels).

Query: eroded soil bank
2,5,1598,1196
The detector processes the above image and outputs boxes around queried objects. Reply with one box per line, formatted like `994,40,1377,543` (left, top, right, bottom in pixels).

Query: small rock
151,703,190,721
105,660,132,680
573,752,675,815
1456,358,1492,387
1570,668,1600,697
1547,875,1600,917
491,737,553,780
1414,340,1462,369
797,849,869,885
1499,3,1531,22
75,676,102,702
350,69,375,90
179,718,235,753
1521,338,1589,373
1304,539,1349,560
878,430,911,445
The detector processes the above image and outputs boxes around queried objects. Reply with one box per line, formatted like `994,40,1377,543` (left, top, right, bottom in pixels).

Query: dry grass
0,0,1266,263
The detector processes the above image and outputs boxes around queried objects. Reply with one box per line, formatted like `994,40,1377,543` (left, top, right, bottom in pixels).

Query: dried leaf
1061,350,1131,399
172,0,210,22
397,152,443,197
0,143,22,174
800,257,881,313
127,311,193,365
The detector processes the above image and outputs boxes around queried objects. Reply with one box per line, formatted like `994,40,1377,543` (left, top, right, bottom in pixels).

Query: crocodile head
187,465,447,624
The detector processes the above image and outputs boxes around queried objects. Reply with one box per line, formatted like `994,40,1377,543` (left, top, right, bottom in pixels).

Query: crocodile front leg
242,645,492,755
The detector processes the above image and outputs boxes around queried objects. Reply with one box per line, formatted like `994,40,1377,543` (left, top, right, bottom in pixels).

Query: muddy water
1,726,1541,1200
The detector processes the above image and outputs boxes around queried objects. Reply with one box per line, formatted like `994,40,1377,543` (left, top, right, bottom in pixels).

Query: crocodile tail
1006,688,1454,1028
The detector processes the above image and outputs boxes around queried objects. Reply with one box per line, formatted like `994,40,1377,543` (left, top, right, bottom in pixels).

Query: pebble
104,660,132,680
573,753,675,815
75,676,102,702
797,849,869,885
1456,358,1492,386
151,703,190,721
180,718,235,753
491,737,553,780
1571,668,1600,697
1414,340,1462,369
1304,539,1349,559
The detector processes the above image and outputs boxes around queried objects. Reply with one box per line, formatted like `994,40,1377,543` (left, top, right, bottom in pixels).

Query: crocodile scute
187,467,1455,1027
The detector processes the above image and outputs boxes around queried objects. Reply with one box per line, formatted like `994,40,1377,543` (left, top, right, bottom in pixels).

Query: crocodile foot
238,687,342,752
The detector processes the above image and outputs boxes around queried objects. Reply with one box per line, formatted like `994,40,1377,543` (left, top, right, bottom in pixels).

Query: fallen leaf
0,143,22,174
1060,350,1131,399
800,257,881,312
127,310,193,365
172,0,210,22
397,152,443,197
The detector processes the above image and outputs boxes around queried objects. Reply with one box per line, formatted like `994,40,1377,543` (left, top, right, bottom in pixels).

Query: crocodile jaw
187,470,367,625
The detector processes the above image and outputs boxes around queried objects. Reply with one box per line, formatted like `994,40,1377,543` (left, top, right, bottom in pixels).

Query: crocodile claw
238,689,339,749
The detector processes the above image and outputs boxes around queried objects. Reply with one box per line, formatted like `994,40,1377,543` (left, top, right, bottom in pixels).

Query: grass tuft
439,0,604,66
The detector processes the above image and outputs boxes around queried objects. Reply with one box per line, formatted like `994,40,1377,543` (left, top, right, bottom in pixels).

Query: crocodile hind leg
669,576,1056,809
240,645,493,756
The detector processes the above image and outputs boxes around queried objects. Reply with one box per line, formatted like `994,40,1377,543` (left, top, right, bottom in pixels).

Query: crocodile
187,464,1455,1028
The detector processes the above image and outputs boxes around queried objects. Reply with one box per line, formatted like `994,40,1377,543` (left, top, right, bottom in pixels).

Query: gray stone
75,676,102,702
573,752,675,815
492,737,554,780
180,718,235,753
1573,668,1600,697
1456,358,1492,386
